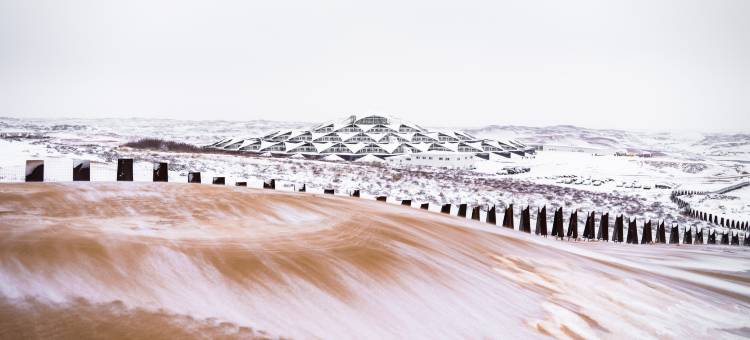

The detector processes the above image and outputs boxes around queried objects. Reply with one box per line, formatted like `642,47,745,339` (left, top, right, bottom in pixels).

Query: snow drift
0,183,749,339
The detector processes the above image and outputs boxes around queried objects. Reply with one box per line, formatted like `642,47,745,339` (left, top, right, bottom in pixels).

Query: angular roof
210,114,531,159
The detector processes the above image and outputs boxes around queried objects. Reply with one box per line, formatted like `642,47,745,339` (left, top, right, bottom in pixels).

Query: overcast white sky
1,0,748,131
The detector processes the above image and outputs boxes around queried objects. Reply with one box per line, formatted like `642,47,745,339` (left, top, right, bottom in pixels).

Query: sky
0,0,748,131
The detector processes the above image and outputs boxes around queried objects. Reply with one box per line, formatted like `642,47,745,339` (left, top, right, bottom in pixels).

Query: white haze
0,0,749,132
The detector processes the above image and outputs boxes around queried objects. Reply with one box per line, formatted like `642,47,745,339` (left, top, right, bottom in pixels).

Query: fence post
402,199,412,207
641,220,652,244
503,204,514,229
117,159,134,181
597,213,609,241
471,206,481,220
626,219,639,244
457,204,467,218
73,160,90,181
263,179,276,190
669,225,680,244
552,207,564,238
153,162,168,182
519,206,531,233
25,160,44,182
420,203,429,210
441,203,451,214
212,177,225,185
486,205,496,225
707,229,716,244
611,215,623,242
535,206,547,236
683,226,692,245
566,210,578,239
188,172,201,183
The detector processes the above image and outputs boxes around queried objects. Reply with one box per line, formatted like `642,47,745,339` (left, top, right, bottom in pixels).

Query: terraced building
209,114,534,161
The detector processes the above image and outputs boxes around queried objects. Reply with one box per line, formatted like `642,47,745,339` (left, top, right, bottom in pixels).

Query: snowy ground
681,185,750,222
1,183,748,339
1,116,748,231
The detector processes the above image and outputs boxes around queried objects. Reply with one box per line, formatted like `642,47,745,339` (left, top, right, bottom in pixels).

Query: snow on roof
467,141,484,150
355,154,385,162
322,154,345,161
441,142,459,152
365,132,385,141
284,141,305,150
408,142,431,153
260,140,281,149
378,142,402,153
239,139,260,149
287,130,310,139
313,142,334,152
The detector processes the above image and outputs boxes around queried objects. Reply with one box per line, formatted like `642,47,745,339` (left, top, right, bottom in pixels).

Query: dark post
657,221,667,243
441,203,451,213
235,182,247,186
584,212,597,240
263,179,276,189
519,206,531,233
324,189,335,195
535,206,548,236
153,162,168,182
420,203,430,210
597,213,609,241
486,205,496,225
188,172,201,183
73,160,90,181
503,204,515,229
25,160,44,182
402,199,412,206
626,219,639,244
695,227,703,244
299,184,306,192
641,220,652,244
471,206,481,220
720,231,729,245
683,226,692,245
707,229,716,245
552,207,564,238
731,232,739,246
669,225,680,244
612,215,624,242
352,189,360,197
376,196,387,202
212,177,225,185
117,159,134,181
457,204,468,218
567,210,578,239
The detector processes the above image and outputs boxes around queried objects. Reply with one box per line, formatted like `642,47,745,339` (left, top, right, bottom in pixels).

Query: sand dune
0,183,748,339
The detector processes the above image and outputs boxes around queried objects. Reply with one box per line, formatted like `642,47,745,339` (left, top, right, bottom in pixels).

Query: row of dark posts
25,159,92,182
369,196,750,247
20,159,750,247
671,189,748,231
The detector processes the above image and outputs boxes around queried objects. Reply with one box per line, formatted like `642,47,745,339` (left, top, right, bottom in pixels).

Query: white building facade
209,114,534,162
